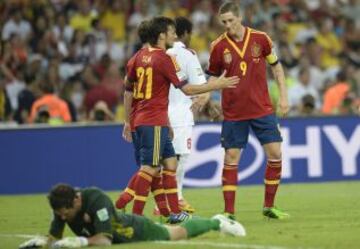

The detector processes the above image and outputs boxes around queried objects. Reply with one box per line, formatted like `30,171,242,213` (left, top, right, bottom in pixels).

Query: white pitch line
156,240,296,249
1,233,318,249
0,233,38,239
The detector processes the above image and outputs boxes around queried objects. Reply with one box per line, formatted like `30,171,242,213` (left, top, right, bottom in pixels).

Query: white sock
176,154,190,200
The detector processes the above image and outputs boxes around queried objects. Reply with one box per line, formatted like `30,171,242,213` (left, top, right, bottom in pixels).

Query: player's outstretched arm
180,71,239,96
270,63,289,117
122,77,134,143
51,234,111,248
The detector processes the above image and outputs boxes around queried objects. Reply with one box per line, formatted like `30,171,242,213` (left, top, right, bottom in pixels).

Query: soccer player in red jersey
124,16,239,223
206,2,290,220
116,20,170,219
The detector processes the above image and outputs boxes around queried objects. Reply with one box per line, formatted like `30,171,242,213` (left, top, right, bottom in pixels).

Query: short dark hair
219,1,240,16
174,17,193,38
48,183,77,210
148,16,175,46
137,20,151,44
39,82,55,94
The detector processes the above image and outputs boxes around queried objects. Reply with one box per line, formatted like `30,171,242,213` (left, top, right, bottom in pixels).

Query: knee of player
267,151,282,160
224,149,241,164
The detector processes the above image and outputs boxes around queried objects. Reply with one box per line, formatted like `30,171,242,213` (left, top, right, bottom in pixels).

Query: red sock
151,174,170,216
132,170,153,215
115,173,137,209
162,169,180,214
264,159,282,208
222,164,238,214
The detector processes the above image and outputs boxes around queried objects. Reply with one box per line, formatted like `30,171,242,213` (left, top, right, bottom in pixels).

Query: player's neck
155,41,166,50
232,25,246,42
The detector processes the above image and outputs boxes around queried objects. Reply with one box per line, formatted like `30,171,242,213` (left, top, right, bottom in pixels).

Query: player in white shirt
166,17,210,212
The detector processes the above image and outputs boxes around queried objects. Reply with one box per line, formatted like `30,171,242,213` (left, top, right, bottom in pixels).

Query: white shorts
172,126,193,155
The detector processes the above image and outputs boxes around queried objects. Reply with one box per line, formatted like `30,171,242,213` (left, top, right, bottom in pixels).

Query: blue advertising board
0,116,359,194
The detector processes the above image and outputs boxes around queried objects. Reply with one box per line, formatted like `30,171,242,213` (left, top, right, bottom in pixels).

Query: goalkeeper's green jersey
49,187,169,243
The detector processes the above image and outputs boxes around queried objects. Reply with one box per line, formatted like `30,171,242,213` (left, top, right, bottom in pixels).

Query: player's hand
51,237,88,248
207,101,223,121
191,94,209,113
278,97,290,117
122,122,132,143
19,236,47,249
216,70,239,89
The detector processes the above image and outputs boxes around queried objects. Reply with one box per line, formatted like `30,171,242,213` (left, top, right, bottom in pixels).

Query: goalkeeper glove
52,237,88,248
19,236,47,249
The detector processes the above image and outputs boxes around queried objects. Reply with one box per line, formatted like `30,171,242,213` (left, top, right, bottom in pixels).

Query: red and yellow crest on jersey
251,42,262,58
223,48,232,64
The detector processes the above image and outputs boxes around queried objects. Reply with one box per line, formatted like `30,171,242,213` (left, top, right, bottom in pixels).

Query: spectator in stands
88,100,114,122
2,8,32,41
315,18,342,71
0,76,12,121
288,67,321,114
69,0,97,33
0,0,358,124
100,0,128,42
295,94,319,117
322,71,350,115
28,80,71,124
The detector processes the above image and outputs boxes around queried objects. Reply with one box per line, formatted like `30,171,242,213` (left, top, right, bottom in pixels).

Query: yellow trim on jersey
210,33,226,53
223,185,237,191
124,188,135,196
164,188,178,194
134,195,148,202
264,179,280,185
152,189,165,196
148,47,162,52
162,170,176,176
224,28,252,59
170,55,180,72
251,30,277,63
152,126,161,165
138,172,152,182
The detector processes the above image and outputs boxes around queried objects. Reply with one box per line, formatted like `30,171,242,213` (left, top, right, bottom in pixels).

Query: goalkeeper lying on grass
19,183,246,248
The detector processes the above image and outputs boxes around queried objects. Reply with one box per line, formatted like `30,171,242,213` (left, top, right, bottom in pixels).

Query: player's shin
152,172,170,216
132,169,154,215
180,218,220,238
115,173,137,209
222,164,238,214
264,159,282,208
162,169,181,214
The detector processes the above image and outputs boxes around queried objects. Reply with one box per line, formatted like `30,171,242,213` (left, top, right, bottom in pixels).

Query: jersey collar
173,41,186,49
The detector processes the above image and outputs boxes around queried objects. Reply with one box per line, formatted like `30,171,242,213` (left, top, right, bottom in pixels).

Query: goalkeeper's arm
51,233,111,248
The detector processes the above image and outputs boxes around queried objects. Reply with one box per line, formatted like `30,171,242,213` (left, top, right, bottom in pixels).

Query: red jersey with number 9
207,27,277,121
126,47,187,128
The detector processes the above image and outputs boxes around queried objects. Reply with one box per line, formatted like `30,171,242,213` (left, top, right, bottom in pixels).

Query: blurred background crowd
0,0,359,125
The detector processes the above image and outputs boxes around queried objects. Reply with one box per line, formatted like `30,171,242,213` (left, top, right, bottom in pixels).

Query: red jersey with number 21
127,47,187,128
207,27,276,121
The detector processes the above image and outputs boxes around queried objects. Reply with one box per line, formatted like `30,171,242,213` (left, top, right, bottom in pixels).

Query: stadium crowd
0,0,359,125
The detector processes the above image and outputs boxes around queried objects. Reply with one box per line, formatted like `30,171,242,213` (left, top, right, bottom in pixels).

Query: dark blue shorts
135,126,176,166
221,114,282,149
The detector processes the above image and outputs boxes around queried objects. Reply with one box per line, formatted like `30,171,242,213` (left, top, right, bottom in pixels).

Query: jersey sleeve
186,53,206,85
49,213,66,239
160,54,188,88
89,195,114,239
206,43,222,76
126,56,137,84
262,34,279,65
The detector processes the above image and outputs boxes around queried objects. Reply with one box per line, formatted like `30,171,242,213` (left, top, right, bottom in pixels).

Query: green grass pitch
1,181,360,249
